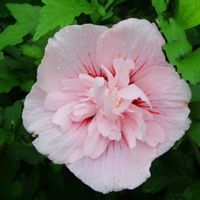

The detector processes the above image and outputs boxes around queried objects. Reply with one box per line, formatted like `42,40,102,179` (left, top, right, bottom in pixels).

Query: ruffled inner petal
71,102,96,122
144,121,166,147
83,117,109,159
96,113,121,141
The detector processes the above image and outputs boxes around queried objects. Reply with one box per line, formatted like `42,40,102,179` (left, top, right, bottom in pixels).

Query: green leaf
50,163,63,173
0,128,7,145
105,0,114,9
190,84,200,102
143,174,171,193
34,0,93,41
0,59,20,93
6,181,23,199
0,156,20,199
0,52,4,60
190,102,200,121
175,0,200,29
6,143,44,165
0,4,41,50
181,181,200,200
188,122,200,147
0,108,3,124
98,4,106,16
143,150,197,195
23,168,40,199
3,101,22,131
20,44,43,60
159,18,192,65
158,18,200,84
177,48,200,84
152,0,169,14
20,80,34,92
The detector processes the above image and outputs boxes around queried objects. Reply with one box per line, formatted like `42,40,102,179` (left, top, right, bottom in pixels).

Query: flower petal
44,91,77,110
121,112,146,145
83,117,109,159
33,123,88,163
68,140,156,193
113,58,131,87
144,121,166,147
133,66,191,155
22,84,60,136
96,113,121,141
71,102,96,122
38,24,108,92
155,107,190,156
133,66,191,105
96,18,168,72
52,103,76,131
118,84,151,106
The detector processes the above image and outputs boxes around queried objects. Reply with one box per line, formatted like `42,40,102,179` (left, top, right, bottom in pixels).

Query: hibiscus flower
22,18,191,193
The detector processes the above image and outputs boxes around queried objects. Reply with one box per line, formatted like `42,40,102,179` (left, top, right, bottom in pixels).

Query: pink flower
22,18,191,193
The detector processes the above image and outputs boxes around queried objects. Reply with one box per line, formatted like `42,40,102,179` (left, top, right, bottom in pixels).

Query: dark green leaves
0,3,41,50
189,122,200,147
181,181,200,200
0,128,7,145
143,150,199,199
153,0,200,84
3,101,22,131
33,0,93,40
0,63,20,93
190,84,200,102
6,143,44,165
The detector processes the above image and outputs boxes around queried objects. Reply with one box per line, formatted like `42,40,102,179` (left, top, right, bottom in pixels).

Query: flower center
49,58,151,140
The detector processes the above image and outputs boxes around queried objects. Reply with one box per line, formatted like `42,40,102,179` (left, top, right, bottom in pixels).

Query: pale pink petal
68,140,156,193
96,18,168,72
71,102,96,122
128,104,153,121
33,123,88,164
133,66,191,105
155,107,190,156
144,121,166,147
83,117,109,159
79,74,95,88
118,84,151,106
52,103,76,131
113,99,132,115
121,122,136,148
101,64,113,82
93,77,106,107
103,93,117,119
37,24,108,92
61,78,86,91
96,113,121,141
22,84,60,136
133,66,191,155
121,112,146,146
113,58,131,87
44,91,77,110
22,84,83,164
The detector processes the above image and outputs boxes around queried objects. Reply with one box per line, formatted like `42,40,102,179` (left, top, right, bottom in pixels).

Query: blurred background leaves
0,0,200,199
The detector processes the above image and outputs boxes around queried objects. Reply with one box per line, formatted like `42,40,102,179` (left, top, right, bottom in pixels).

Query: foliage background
0,0,200,199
